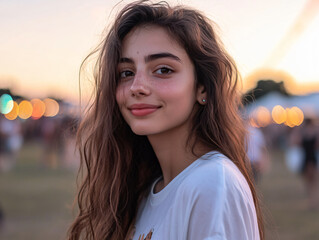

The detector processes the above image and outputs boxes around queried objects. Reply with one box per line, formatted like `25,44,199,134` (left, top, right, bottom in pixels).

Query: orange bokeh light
5,101,19,120
18,100,33,119
43,98,59,117
31,99,46,119
255,106,272,127
285,107,304,127
272,105,287,124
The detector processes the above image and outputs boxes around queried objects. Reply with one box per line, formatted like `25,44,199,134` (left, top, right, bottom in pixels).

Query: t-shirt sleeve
181,160,260,240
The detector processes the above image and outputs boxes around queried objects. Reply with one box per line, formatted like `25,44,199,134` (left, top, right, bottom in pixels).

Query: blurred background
0,0,319,239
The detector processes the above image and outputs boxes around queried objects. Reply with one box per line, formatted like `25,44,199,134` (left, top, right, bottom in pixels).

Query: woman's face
116,25,203,136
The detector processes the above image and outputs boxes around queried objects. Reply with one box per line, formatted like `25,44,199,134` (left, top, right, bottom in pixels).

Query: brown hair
68,1,264,239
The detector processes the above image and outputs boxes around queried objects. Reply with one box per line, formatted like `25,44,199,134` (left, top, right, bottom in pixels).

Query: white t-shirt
130,151,260,240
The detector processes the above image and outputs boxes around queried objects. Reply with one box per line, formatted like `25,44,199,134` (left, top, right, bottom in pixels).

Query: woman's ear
196,84,207,105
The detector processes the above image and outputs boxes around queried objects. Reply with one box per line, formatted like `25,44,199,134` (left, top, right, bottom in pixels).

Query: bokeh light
31,99,46,119
18,100,33,119
249,117,259,128
0,94,14,114
255,106,272,127
285,107,304,127
43,98,59,117
5,101,19,120
272,105,287,124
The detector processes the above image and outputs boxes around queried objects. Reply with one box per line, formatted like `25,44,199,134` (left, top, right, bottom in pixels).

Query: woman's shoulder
176,155,259,240
179,151,251,199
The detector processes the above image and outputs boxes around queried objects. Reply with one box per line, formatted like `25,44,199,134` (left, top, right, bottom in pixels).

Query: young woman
68,1,264,239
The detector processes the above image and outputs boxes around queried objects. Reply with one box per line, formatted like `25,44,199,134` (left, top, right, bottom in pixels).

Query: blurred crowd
0,113,79,171
0,104,80,231
247,115,319,210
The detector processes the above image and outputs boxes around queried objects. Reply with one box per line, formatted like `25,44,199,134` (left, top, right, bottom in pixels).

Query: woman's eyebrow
145,52,181,62
119,57,134,63
119,52,181,64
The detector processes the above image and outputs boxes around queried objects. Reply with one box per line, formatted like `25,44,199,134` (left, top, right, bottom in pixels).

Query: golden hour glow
244,69,297,93
31,99,46,119
5,101,19,120
255,106,272,127
272,105,287,124
18,100,33,119
0,1,318,102
43,98,59,117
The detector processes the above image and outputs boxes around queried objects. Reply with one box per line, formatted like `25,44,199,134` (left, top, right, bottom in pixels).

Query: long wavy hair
67,1,264,239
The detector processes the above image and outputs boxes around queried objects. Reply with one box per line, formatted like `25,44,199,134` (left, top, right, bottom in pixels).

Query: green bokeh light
0,94,14,114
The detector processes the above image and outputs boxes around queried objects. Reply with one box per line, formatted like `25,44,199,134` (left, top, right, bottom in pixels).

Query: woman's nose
130,72,151,97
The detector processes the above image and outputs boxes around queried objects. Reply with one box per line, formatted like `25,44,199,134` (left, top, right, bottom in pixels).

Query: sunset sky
0,0,318,103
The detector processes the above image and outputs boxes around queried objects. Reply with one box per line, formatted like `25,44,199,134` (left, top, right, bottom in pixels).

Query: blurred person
299,118,319,209
0,117,7,231
67,2,263,240
0,117,23,171
290,117,319,209
0,117,21,230
41,117,64,168
246,122,269,183
61,115,80,169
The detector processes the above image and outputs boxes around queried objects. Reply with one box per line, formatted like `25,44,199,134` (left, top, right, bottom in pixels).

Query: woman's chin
130,125,161,136
131,128,154,136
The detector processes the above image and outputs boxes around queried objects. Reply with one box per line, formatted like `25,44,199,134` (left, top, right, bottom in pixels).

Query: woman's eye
120,70,134,78
154,67,173,75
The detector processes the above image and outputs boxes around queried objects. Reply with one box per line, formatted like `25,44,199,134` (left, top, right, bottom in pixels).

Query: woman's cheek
116,84,126,106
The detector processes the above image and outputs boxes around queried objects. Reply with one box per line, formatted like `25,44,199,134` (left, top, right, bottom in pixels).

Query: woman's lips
128,104,160,116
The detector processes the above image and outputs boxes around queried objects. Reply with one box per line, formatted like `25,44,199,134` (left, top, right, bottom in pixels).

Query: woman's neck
148,127,210,192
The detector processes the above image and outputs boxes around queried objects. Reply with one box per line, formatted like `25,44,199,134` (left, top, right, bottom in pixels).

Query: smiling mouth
128,104,161,116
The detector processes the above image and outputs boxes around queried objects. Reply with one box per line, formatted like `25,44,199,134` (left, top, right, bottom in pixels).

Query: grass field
0,141,77,240
260,150,319,240
0,142,318,239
